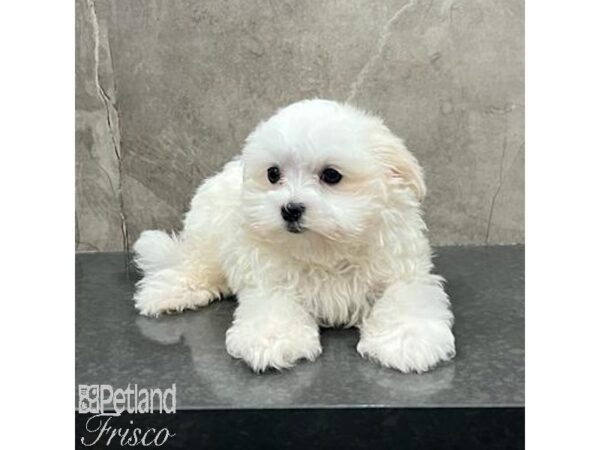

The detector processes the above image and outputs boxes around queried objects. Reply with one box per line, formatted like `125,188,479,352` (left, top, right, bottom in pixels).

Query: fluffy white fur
133,99,455,373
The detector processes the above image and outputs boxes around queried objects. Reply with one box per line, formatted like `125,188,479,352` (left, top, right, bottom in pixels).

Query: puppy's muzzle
281,202,305,233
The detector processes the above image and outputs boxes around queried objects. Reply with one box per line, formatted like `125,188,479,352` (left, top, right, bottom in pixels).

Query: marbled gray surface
76,0,524,251
76,245,524,409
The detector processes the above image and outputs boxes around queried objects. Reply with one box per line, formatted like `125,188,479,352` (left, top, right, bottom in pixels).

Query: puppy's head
240,99,425,248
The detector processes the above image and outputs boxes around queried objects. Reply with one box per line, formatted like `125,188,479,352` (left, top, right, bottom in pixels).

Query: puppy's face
240,100,425,247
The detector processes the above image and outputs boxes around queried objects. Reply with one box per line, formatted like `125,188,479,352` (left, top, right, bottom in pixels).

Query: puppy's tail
133,230,182,275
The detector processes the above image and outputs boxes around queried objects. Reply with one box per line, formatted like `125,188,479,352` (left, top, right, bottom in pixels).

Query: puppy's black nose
281,202,305,222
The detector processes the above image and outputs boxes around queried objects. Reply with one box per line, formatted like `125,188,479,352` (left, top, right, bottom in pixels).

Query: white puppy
133,99,455,373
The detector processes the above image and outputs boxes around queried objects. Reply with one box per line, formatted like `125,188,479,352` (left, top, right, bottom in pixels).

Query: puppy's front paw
134,270,216,317
357,320,455,373
225,321,322,372
134,286,214,317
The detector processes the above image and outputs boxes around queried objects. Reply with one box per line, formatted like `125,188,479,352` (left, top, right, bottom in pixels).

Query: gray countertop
76,245,524,410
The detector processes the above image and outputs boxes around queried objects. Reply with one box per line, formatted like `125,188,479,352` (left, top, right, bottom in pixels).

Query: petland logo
78,384,176,447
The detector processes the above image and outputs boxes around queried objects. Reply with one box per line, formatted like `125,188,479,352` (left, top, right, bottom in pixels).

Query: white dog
133,99,455,373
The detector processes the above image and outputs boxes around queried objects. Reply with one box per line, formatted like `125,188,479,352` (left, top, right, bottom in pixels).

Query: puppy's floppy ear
371,127,426,201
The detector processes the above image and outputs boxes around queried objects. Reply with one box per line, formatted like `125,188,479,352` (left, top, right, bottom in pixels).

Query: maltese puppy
133,99,455,373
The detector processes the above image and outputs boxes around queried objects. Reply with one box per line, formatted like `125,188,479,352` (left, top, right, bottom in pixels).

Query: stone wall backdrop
76,0,524,252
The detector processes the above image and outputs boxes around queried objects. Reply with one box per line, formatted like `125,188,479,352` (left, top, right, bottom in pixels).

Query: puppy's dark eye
267,166,280,184
320,168,343,185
